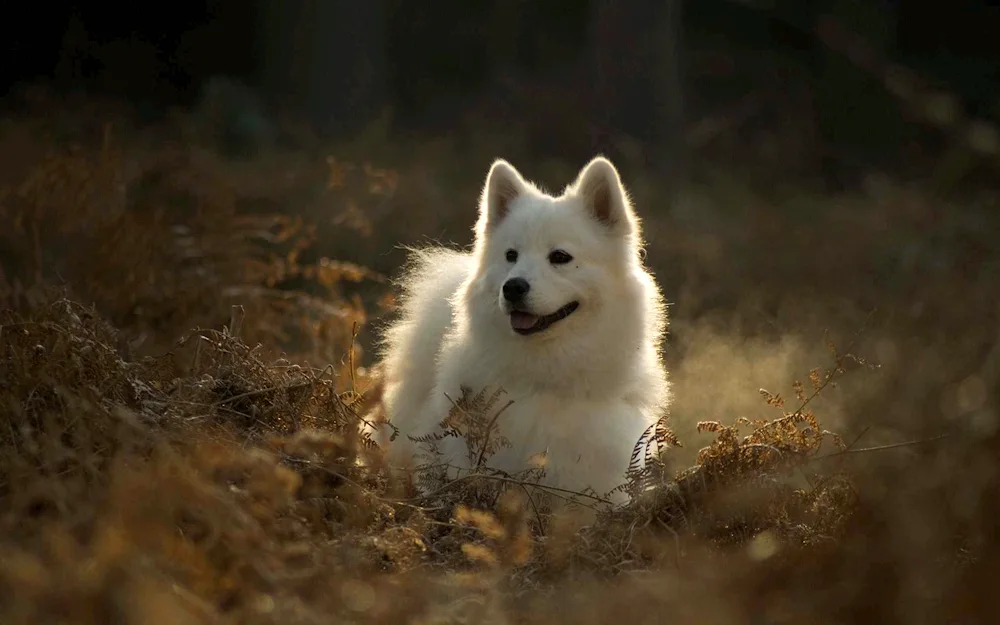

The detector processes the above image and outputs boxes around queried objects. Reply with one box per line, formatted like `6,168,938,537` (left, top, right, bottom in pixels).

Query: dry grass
0,93,998,625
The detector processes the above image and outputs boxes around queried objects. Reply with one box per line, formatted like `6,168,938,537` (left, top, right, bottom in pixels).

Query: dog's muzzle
509,301,580,335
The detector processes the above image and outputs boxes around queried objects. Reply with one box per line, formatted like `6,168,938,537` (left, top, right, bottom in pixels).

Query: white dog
375,156,669,502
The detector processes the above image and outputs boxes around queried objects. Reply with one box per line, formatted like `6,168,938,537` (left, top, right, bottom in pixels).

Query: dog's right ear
478,159,527,232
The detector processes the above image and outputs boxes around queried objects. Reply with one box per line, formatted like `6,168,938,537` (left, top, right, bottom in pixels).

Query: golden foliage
0,100,997,625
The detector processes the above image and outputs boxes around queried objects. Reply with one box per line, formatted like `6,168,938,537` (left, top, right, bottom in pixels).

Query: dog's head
468,156,642,338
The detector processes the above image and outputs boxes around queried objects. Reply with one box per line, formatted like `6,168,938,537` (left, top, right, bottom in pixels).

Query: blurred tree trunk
487,1,523,78
590,0,686,198
659,0,686,195
811,0,901,188
256,0,387,137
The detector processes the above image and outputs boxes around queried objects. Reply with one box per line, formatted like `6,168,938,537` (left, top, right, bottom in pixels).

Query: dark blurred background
6,0,1000,191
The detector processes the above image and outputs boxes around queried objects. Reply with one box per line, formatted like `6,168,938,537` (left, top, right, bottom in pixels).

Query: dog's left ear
570,157,635,236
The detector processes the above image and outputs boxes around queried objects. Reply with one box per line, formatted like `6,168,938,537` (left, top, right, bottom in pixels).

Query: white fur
375,157,669,502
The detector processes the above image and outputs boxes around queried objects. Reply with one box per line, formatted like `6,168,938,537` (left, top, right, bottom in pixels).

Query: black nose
502,278,530,303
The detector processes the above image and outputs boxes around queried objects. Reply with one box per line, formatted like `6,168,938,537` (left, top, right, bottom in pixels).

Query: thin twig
791,309,877,420
211,381,312,408
811,434,950,461
394,465,615,508
348,321,359,394
474,396,515,469
278,454,442,512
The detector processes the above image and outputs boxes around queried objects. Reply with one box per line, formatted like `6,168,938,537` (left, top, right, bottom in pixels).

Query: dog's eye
548,250,573,265
505,249,518,263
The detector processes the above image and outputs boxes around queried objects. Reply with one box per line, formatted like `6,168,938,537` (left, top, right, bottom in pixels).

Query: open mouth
509,301,580,336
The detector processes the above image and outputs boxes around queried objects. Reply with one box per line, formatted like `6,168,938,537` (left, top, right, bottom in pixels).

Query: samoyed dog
375,156,669,502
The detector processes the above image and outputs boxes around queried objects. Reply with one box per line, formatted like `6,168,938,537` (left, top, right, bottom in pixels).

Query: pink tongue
510,311,539,330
